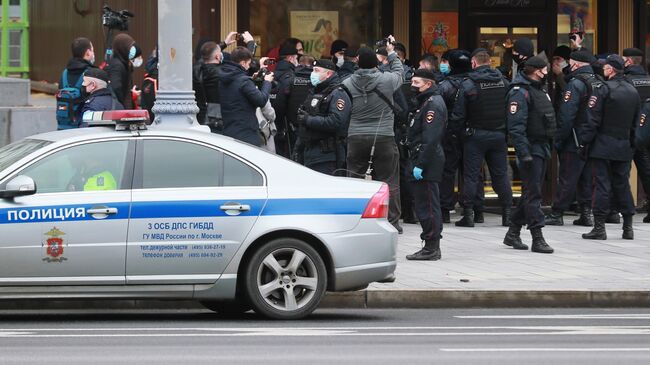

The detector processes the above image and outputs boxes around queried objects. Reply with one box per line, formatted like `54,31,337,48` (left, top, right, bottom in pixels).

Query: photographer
218,47,274,147
192,41,223,132
342,35,404,233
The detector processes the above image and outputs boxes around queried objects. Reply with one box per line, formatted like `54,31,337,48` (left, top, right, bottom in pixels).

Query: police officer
438,49,485,224
546,50,600,227
623,47,650,223
450,48,513,227
405,69,447,261
287,59,314,163
503,56,555,254
271,43,299,158
295,59,351,175
580,55,640,240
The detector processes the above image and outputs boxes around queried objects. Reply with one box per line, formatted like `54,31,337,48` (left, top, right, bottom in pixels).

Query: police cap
623,48,643,57
570,49,595,63
524,56,547,69
471,48,489,58
313,58,337,71
412,68,436,81
606,54,625,71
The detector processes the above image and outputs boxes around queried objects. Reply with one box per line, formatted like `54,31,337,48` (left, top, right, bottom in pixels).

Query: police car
0,110,396,319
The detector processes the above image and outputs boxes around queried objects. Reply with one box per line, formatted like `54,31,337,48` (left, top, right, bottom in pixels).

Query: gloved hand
296,108,309,125
413,166,423,181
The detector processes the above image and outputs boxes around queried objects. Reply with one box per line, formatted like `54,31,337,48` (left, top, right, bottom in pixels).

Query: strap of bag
61,69,69,89
371,87,402,115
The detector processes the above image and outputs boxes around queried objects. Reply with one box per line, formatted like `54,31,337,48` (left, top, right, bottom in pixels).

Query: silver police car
0,111,397,319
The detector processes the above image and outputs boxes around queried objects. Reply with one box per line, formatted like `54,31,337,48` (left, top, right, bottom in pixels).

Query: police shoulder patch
588,95,598,108
641,114,647,127
563,90,572,102
336,99,345,111
311,98,319,107
509,101,518,114
425,110,435,123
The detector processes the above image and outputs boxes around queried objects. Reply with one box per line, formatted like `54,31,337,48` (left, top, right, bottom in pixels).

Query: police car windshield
0,139,51,172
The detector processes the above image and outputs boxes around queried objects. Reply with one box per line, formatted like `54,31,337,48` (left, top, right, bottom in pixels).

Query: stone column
151,0,200,128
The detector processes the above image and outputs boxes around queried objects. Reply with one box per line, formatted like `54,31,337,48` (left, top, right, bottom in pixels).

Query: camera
102,6,134,31
375,37,393,48
236,33,245,43
263,58,276,66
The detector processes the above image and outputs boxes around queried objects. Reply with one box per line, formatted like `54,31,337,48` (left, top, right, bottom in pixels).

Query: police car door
126,138,266,284
0,139,134,285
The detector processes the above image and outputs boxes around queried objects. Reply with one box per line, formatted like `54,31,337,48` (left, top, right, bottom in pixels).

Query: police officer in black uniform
450,48,513,227
623,47,650,223
438,49,485,224
580,55,640,240
271,43,300,158
503,56,555,254
405,69,447,261
546,50,600,227
288,60,314,163
295,59,351,175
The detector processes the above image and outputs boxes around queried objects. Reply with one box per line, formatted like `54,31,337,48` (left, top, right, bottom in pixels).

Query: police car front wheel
244,238,327,320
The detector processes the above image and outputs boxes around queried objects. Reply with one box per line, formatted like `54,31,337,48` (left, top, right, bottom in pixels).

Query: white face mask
336,55,344,68
132,56,143,68
89,55,96,65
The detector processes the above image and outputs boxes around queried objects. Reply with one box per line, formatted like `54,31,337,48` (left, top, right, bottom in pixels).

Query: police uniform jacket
555,65,601,152
581,74,640,161
450,65,510,134
270,59,296,138
439,73,467,137
80,87,123,115
506,72,553,160
407,85,447,182
301,74,352,165
217,61,272,146
636,100,650,148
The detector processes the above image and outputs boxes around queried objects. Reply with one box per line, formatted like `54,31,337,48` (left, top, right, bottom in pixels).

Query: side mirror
0,175,37,198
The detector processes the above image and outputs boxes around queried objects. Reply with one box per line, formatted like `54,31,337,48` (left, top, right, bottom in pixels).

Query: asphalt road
0,308,649,364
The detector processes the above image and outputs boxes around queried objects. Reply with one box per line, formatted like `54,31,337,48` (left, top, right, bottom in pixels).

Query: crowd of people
58,30,650,262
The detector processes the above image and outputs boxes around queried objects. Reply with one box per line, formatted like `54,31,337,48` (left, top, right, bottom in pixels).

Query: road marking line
455,314,650,319
440,348,650,352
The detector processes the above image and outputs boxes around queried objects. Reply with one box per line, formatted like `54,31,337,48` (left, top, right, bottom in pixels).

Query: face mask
559,60,569,70
310,72,322,87
336,56,344,68
132,56,143,68
128,46,137,60
439,63,450,75
89,55,96,65
515,54,527,66
410,85,421,94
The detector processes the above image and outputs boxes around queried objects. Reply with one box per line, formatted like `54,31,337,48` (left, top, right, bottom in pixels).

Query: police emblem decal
43,227,68,263
509,102,518,114
336,99,345,111
563,91,571,102
311,98,318,107
588,95,598,108
641,114,647,127
425,111,435,123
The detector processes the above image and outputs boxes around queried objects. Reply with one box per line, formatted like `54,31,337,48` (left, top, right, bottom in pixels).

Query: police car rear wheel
244,238,327,320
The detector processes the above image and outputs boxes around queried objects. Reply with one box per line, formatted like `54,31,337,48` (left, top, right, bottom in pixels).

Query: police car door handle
219,203,251,212
87,207,118,215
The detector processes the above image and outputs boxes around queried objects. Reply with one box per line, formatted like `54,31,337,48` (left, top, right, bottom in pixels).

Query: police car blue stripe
0,198,368,224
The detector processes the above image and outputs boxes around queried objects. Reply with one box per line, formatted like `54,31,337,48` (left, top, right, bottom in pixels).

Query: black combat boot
582,217,607,240
473,209,484,223
455,208,475,227
544,210,564,226
406,239,441,261
442,210,451,224
531,228,554,254
503,224,528,250
605,211,621,224
573,204,594,226
501,206,511,227
622,215,634,240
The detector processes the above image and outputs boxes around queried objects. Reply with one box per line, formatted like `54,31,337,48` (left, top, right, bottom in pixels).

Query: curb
0,290,648,311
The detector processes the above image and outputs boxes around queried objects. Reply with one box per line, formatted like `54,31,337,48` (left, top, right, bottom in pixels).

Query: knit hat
279,44,298,57
448,50,472,74
514,38,534,57
358,47,378,69
570,49,595,63
330,39,348,56
375,47,388,57
344,47,358,58
606,54,625,71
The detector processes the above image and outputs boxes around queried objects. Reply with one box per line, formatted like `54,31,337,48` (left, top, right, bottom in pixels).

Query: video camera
102,6,134,31
375,37,394,48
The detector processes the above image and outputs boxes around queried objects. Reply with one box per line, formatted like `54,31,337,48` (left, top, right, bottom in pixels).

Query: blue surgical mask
310,72,322,86
439,63,450,75
128,45,137,60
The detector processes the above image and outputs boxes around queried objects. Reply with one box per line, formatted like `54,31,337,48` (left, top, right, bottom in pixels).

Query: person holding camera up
343,35,404,233
218,47,274,146
295,59,351,175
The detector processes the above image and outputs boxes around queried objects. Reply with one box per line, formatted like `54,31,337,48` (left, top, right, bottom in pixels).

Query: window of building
421,0,459,58
557,0,598,52
249,0,382,58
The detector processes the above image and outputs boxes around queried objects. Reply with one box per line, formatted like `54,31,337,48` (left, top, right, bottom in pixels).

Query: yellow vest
83,171,117,191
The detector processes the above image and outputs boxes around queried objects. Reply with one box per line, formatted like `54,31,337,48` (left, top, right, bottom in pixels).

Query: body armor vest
601,79,638,139
467,78,507,130
521,85,557,143
625,73,650,101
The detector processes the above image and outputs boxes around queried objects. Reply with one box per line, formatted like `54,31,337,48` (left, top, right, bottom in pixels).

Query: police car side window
18,140,129,194
141,140,223,189
223,154,263,187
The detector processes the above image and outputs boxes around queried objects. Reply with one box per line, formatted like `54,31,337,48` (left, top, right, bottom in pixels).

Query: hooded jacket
217,61,272,146
106,33,135,109
342,52,404,137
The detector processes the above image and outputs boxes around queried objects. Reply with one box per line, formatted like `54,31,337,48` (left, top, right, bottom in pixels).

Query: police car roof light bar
83,110,149,131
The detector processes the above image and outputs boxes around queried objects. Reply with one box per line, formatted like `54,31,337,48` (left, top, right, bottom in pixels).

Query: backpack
56,69,86,129
141,73,158,118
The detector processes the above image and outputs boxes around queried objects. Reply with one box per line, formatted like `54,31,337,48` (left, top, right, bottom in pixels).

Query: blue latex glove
413,166,423,181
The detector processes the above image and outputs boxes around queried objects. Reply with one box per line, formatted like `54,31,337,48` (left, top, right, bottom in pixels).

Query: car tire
200,300,252,317
244,238,327,320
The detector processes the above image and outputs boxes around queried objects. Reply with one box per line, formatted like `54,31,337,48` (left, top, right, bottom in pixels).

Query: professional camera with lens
375,37,393,48
102,6,134,31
